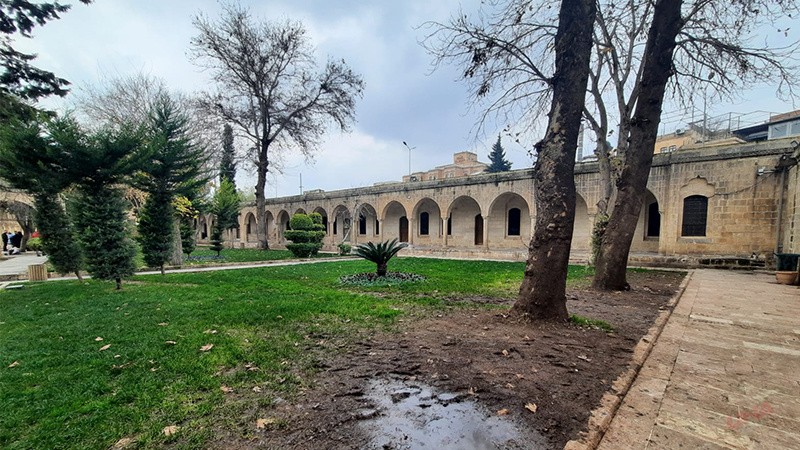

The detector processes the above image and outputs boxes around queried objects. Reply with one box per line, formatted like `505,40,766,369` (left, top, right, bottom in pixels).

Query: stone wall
213,139,797,262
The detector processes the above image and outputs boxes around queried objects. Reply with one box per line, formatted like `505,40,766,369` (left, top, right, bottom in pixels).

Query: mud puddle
358,376,547,449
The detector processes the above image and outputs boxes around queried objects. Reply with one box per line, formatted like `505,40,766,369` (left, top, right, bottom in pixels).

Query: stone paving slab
597,270,800,450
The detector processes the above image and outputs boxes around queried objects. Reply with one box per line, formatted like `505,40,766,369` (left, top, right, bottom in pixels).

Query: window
769,122,789,139
419,212,429,235
358,214,367,235
507,208,521,236
646,202,660,238
447,216,452,236
681,195,708,237
375,219,379,235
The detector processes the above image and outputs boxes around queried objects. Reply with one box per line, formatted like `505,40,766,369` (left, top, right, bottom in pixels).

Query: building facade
204,138,799,264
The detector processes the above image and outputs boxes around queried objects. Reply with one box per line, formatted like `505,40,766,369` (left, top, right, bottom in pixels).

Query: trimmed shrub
285,213,325,258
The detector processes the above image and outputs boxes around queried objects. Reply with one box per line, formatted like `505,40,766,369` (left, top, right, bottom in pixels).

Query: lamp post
402,141,415,177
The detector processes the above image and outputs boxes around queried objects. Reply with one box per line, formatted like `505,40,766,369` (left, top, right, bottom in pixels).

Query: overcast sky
16,0,797,198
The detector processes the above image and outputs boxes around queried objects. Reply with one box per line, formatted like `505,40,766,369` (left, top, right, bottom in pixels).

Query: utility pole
299,173,303,195
402,141,415,177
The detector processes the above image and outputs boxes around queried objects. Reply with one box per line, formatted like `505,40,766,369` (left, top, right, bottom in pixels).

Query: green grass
0,258,591,449
569,314,614,332
183,247,317,265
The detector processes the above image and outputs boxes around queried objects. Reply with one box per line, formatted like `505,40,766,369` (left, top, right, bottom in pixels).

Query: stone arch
487,192,531,248
198,215,209,241
276,210,290,244
382,201,409,243
631,189,661,252
295,208,306,215
244,212,257,242
445,195,483,247
572,193,591,251
331,204,352,241
355,203,379,240
412,197,443,242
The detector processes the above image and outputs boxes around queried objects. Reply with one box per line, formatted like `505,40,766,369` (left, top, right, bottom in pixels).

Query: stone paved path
599,269,800,449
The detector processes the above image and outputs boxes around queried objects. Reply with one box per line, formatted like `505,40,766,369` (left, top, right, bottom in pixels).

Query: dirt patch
214,270,685,449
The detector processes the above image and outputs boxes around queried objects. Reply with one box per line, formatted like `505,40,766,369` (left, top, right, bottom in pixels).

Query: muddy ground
215,271,685,449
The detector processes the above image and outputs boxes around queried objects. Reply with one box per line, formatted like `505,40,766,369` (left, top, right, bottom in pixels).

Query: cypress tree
34,192,83,279
486,135,512,173
70,187,137,289
0,115,85,278
65,126,149,289
209,178,242,255
136,95,209,273
220,124,236,187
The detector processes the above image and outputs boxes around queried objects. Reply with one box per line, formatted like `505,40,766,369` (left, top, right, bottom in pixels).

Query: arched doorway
446,196,482,247
382,201,408,243
400,216,409,243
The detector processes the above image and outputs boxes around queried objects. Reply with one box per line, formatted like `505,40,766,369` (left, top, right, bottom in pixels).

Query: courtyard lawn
0,258,589,449
182,247,339,266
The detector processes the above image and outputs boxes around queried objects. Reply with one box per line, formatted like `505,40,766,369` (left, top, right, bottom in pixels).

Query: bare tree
591,0,800,290
426,0,596,321
190,3,364,250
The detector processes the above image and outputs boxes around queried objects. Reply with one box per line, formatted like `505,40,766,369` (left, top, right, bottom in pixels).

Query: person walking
10,231,22,250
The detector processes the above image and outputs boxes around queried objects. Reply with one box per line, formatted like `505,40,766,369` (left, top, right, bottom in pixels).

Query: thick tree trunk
593,0,683,290
255,165,269,250
377,262,387,277
512,0,596,322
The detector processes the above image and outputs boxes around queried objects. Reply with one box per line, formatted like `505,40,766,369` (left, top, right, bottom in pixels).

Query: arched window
419,212,430,235
682,195,708,237
507,208,521,236
358,214,367,235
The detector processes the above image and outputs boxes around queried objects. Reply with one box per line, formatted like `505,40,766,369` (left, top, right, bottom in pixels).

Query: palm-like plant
353,238,408,276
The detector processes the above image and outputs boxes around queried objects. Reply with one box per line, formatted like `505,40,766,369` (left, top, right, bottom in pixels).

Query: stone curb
563,269,694,450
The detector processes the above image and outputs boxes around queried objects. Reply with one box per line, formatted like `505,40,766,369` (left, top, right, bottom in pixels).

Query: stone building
401,151,488,182
208,135,800,265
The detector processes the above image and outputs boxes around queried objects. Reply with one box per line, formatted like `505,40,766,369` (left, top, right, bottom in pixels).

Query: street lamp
402,141,415,177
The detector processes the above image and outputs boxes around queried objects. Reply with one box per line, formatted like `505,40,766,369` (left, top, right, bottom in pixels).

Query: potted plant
774,253,799,285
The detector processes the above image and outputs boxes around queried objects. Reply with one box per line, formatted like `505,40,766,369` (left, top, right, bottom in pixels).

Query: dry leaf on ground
8,361,19,368
95,337,104,341
256,418,276,429
99,344,111,351
165,340,177,345
162,425,180,436
525,402,538,413
203,329,217,334
200,344,214,352
496,408,510,415
220,385,233,393
110,437,134,449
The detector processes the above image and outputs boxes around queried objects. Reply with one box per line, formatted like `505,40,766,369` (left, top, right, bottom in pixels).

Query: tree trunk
170,216,183,266
593,0,683,290
74,271,83,282
255,166,269,250
377,262,387,277
115,277,122,290
590,140,614,265
512,0,596,322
